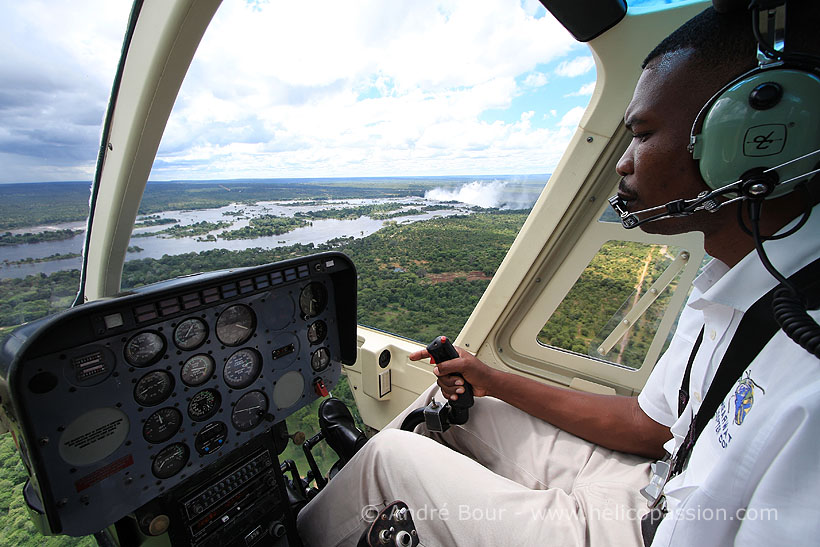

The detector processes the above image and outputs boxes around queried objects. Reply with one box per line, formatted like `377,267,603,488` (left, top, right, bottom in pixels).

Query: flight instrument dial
188,389,221,422
174,318,208,350
134,371,174,407
124,331,166,367
223,348,262,389
231,391,268,432
181,354,215,387
143,407,182,444
152,443,189,479
299,283,327,318
215,304,255,346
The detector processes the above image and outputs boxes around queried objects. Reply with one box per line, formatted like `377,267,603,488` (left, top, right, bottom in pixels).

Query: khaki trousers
296,383,651,547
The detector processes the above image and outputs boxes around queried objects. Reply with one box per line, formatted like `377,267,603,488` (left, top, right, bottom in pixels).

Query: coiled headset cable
748,198,820,358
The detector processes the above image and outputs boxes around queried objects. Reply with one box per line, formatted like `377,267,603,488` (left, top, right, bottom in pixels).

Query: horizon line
0,173,552,186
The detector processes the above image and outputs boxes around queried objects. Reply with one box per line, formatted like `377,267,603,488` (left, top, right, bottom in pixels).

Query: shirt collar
689,204,820,313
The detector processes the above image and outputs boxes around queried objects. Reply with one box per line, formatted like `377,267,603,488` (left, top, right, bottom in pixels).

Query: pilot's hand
409,346,497,401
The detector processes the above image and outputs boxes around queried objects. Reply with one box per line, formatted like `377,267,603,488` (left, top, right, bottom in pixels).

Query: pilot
297,4,820,546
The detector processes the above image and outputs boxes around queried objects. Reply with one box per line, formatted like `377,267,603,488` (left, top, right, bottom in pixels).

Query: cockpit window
537,240,686,369
123,0,597,346
0,2,131,330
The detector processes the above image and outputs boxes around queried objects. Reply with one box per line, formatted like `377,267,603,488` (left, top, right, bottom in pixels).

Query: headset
608,0,820,357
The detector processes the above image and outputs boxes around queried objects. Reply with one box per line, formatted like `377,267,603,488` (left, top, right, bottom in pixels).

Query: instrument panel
0,252,356,537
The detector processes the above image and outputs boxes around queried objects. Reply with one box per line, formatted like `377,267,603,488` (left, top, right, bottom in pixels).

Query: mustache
617,178,637,199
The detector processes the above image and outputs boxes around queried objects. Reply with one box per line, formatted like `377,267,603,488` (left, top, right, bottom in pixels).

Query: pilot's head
615,3,819,259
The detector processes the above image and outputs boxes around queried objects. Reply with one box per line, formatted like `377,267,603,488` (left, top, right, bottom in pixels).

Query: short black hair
643,2,820,71
642,7,756,72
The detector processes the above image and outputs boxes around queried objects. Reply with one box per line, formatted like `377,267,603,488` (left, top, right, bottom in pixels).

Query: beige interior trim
83,0,222,301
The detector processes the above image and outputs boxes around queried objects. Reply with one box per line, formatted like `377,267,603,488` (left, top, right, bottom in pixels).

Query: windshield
117,0,597,345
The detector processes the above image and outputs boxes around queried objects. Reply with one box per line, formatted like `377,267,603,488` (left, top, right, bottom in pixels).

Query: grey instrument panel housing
0,252,356,536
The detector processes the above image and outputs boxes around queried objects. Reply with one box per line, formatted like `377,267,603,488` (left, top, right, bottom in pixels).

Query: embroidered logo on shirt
733,371,765,426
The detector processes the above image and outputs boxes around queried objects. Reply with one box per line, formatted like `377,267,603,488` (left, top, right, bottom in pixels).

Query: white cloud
0,0,594,182
0,1,131,181
523,71,549,88
558,106,586,127
564,81,596,97
555,56,595,77
150,0,584,179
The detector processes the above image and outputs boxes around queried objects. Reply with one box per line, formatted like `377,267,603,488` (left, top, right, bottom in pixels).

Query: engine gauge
215,304,255,346
124,331,166,367
307,320,327,345
231,391,268,432
134,371,174,407
311,347,331,372
181,354,215,387
299,283,328,318
152,442,189,479
223,348,262,389
194,421,228,456
174,318,208,350
188,389,221,422
143,407,182,444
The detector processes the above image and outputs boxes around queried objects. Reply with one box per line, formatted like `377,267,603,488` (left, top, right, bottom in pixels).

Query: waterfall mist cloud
424,179,542,209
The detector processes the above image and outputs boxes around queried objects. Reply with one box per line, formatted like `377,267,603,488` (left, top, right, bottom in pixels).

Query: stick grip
427,336,474,416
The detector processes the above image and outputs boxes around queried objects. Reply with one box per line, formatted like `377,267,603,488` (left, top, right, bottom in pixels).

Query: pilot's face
615,49,719,236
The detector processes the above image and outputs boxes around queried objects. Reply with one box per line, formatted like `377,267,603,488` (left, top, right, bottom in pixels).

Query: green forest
219,215,309,240
134,216,179,227
537,241,680,368
0,229,81,247
0,191,667,546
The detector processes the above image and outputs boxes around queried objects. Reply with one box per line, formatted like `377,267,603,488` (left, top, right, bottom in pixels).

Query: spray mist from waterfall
424,179,541,209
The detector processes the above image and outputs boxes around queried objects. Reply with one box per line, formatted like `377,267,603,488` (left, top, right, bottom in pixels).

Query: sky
0,0,682,183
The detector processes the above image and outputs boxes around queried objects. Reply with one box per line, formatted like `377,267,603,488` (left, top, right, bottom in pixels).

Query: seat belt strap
671,256,820,476
678,328,704,417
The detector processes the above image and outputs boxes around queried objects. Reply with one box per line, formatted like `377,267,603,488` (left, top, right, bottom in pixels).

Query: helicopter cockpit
8,0,813,545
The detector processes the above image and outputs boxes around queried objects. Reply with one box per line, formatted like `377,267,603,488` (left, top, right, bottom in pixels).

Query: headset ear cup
691,68,820,197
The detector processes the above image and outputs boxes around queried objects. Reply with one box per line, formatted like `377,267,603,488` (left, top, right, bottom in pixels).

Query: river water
0,197,471,279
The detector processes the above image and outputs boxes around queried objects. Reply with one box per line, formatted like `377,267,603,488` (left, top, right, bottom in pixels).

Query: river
0,197,471,279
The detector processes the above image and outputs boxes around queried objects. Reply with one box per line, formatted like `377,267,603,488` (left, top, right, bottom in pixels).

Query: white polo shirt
638,206,820,546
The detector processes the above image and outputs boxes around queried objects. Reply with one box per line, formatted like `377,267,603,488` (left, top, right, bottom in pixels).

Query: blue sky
0,0,643,183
